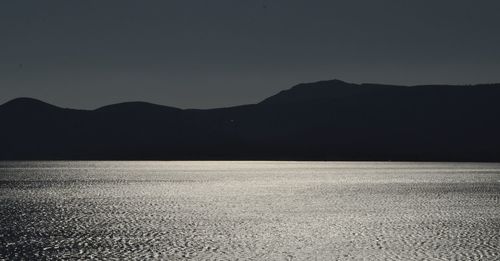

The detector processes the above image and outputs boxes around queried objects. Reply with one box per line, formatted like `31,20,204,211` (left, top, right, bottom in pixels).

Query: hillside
1,80,500,161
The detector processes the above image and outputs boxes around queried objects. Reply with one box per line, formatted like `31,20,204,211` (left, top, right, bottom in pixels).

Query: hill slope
1,80,500,161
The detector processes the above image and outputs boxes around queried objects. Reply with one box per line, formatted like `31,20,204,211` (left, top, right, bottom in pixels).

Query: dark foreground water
0,161,499,260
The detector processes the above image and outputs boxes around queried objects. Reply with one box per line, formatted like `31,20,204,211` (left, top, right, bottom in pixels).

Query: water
1,161,499,260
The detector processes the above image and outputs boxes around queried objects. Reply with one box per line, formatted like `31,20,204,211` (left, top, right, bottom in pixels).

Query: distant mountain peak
291,79,352,89
1,97,61,110
259,79,363,105
95,101,181,112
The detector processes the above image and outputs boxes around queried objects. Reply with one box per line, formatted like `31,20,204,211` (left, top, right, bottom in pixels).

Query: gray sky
1,0,499,109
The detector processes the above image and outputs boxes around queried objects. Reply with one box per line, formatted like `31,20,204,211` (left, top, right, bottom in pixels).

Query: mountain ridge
3,80,500,110
2,79,500,161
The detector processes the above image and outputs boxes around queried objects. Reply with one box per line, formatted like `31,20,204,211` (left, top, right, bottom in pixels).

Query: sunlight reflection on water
1,161,499,260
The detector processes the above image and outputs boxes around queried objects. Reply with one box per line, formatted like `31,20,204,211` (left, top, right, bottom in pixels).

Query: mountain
2,79,500,161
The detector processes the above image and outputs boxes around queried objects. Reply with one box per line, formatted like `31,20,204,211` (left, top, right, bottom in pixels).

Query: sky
1,0,499,109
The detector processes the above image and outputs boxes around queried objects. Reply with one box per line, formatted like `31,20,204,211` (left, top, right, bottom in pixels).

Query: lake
1,161,499,260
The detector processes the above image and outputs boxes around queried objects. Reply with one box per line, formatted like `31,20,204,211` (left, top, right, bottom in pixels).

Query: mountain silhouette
2,80,500,161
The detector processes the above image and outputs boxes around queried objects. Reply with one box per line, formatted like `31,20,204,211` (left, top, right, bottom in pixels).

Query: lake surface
1,161,499,260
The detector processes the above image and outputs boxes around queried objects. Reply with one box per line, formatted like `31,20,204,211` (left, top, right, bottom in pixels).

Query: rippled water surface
1,161,499,260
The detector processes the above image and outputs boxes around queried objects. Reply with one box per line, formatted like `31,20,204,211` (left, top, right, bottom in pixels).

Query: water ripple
1,161,499,260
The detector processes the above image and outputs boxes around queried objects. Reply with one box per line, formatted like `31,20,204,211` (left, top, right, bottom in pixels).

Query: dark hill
0,97,62,113
260,79,370,105
95,102,181,114
1,80,500,161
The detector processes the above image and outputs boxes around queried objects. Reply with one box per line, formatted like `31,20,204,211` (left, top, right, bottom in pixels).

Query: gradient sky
1,0,499,109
